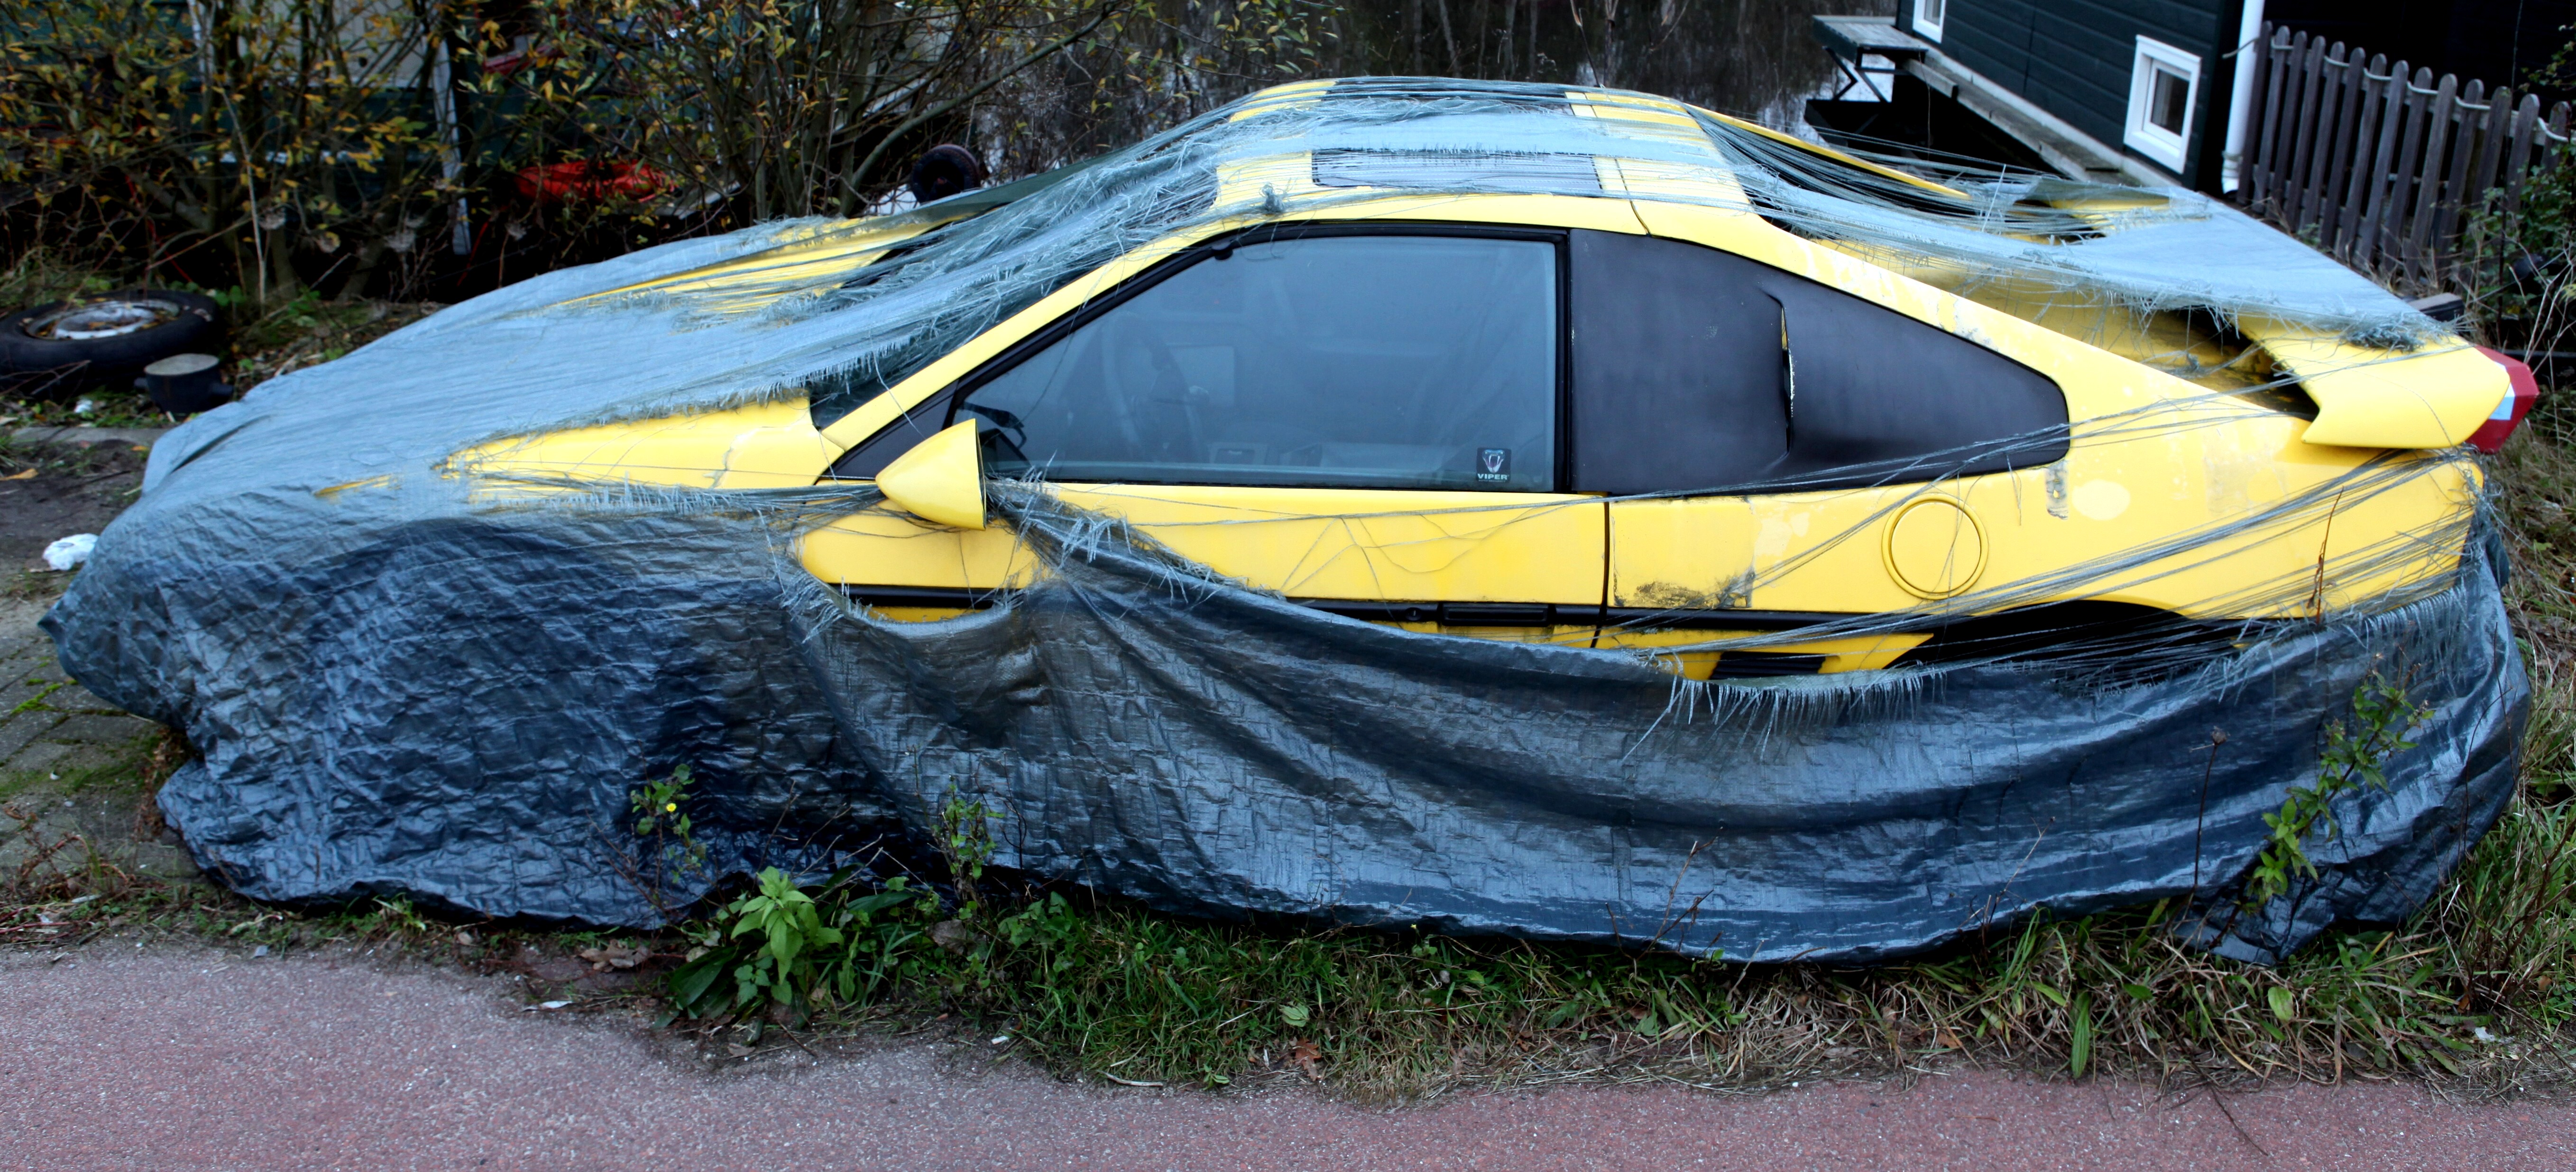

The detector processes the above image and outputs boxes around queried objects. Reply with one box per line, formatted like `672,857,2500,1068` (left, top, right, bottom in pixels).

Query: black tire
0,288,224,402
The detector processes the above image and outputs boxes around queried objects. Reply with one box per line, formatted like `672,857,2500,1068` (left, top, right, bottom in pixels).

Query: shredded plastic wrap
43,80,2524,963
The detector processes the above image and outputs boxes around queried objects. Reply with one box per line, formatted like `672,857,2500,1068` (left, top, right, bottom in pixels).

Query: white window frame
2124,36,2203,174
1911,0,1946,41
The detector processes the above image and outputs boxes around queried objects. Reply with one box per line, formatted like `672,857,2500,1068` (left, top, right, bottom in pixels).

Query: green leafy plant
939,789,997,914
629,764,707,877
666,869,939,1019
2245,672,2431,907
621,764,711,920
368,895,429,935
720,867,844,1013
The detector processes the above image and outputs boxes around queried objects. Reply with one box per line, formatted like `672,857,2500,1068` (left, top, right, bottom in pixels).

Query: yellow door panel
1057,486,1606,604
805,486,1608,608
804,486,1610,642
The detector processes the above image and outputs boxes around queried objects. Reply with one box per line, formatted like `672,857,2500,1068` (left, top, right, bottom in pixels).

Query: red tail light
2470,346,2539,453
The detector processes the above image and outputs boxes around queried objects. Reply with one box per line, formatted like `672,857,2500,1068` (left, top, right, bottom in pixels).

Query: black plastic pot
142,353,233,415
0,288,224,402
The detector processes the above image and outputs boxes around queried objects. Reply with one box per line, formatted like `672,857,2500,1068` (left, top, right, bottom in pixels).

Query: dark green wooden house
1811,0,2575,194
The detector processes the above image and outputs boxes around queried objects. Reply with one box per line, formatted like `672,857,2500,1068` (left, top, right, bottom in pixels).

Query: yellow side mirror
874,419,987,530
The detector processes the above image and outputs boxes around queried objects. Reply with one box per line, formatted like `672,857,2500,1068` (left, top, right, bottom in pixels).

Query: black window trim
827,221,1578,490
1563,226,2070,496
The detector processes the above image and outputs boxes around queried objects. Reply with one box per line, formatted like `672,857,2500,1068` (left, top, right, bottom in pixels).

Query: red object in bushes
514,160,668,205
2469,345,2540,454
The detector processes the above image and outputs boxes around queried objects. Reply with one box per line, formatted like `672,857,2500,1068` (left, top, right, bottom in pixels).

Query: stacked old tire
0,289,226,405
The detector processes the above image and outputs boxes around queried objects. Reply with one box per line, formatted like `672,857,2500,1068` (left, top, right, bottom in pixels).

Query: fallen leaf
2,469,33,480
1288,1037,1325,1080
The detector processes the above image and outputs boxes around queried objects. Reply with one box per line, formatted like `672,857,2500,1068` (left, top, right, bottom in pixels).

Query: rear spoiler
2243,320,2515,449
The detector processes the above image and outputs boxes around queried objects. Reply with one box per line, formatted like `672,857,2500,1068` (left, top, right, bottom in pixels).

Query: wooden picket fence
2242,22,2571,290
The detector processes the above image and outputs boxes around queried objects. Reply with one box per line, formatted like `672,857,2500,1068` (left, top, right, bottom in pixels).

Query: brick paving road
1,944,2572,1171
2,424,192,881
0,593,196,881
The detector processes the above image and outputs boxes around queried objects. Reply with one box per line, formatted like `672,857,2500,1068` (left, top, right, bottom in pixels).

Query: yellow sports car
67,78,2528,959
456,83,2530,680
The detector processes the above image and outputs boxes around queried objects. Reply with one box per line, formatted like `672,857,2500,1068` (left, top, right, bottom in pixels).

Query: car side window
953,232,1559,491
1568,229,2066,496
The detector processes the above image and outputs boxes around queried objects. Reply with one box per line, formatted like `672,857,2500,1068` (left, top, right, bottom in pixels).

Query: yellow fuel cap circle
1882,496,1987,599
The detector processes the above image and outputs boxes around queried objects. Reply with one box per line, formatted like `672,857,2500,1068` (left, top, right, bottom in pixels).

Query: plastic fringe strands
43,79,2525,965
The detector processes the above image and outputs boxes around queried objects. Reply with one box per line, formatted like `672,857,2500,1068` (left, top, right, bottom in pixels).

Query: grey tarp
45,473,2525,963
39,79,2527,964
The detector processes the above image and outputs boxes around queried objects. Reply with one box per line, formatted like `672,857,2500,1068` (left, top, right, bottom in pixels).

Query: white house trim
2221,0,2269,191
2125,35,2204,175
